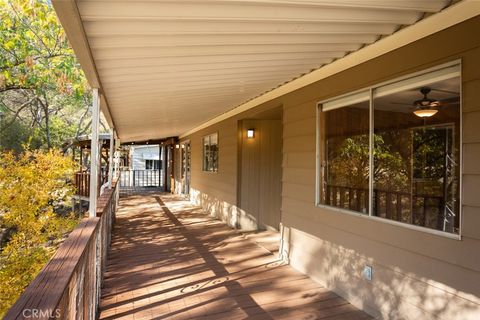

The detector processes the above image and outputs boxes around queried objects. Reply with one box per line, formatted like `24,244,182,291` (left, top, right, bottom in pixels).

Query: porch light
247,129,255,139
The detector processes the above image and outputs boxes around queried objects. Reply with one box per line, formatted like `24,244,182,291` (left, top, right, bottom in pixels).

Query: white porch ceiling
60,0,452,142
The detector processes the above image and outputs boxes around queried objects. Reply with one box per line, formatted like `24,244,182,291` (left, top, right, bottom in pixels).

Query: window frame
145,159,159,170
315,60,462,240
202,132,219,173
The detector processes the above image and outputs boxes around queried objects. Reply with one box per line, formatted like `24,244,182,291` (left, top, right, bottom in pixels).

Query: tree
0,0,91,151
0,149,79,317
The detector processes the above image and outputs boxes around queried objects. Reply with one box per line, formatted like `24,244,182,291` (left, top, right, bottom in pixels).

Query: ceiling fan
391,86,459,118
413,87,440,118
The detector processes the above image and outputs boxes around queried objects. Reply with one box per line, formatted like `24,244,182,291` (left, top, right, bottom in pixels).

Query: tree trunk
39,96,51,149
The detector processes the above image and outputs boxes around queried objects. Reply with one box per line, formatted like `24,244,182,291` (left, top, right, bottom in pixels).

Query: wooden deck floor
99,194,372,320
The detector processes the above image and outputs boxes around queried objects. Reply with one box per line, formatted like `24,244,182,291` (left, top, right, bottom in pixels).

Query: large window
203,133,218,172
318,62,461,235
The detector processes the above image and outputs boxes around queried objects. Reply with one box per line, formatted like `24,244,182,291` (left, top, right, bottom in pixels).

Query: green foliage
0,0,86,96
0,149,79,317
327,133,409,191
0,0,91,151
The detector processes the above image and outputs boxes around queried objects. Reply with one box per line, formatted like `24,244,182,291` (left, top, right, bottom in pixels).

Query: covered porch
5,1,480,319
98,194,370,320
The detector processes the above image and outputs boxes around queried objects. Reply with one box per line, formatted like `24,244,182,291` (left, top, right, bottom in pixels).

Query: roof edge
52,0,116,131
179,0,480,138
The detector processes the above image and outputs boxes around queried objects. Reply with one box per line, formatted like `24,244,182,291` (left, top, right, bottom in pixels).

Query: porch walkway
99,194,371,320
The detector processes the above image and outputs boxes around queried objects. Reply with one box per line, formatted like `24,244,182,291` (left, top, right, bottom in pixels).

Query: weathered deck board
99,194,371,320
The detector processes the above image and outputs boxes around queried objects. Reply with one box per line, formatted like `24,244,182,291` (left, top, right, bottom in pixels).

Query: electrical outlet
363,265,373,281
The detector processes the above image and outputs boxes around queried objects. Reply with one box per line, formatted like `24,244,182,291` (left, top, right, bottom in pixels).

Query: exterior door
239,119,282,230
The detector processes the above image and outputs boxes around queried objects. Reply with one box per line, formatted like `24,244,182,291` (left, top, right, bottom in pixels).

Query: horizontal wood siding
281,17,480,320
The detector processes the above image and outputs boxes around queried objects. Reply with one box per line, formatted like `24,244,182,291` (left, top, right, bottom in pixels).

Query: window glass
373,77,460,233
203,133,218,172
203,136,210,171
317,62,461,235
320,100,370,214
145,160,159,170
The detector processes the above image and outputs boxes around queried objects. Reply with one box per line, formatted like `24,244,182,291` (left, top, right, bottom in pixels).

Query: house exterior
129,145,161,170
175,14,480,320
46,1,480,319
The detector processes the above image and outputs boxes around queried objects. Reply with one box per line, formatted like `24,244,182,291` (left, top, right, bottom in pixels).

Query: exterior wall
280,17,480,320
130,145,160,170
180,16,480,319
185,118,243,227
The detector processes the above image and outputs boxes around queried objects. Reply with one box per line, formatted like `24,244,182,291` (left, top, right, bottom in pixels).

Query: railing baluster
396,194,402,221
386,192,393,219
339,186,345,208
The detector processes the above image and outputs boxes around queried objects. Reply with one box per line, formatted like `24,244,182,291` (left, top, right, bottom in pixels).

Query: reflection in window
373,77,460,233
318,63,461,234
320,99,370,214
203,133,218,172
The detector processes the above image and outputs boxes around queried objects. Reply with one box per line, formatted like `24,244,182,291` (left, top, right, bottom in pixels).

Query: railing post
89,88,101,217
108,128,114,189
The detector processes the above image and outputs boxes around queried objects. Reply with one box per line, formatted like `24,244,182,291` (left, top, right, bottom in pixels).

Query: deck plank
99,194,371,320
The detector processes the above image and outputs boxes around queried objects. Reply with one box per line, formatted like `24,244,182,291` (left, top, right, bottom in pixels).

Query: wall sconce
247,129,255,139
175,144,180,149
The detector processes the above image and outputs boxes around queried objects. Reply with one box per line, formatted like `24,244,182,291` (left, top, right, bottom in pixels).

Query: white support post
89,88,100,218
108,128,114,188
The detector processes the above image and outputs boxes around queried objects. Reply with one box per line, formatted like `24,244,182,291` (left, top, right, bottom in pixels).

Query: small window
318,62,461,235
203,133,218,172
145,159,159,170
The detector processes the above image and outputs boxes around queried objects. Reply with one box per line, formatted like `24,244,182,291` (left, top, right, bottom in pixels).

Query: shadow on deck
99,194,371,320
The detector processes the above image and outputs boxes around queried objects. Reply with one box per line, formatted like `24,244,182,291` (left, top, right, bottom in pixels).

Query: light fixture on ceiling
413,87,439,118
247,129,255,139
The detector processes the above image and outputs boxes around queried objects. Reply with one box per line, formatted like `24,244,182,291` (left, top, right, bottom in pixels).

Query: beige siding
280,17,480,320
179,16,480,320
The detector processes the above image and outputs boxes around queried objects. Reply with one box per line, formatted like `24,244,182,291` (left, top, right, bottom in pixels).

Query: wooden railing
4,179,119,320
326,184,444,227
74,171,90,197
119,169,161,188
74,170,108,198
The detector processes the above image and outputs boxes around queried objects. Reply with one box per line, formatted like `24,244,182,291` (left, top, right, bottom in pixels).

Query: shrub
0,149,79,316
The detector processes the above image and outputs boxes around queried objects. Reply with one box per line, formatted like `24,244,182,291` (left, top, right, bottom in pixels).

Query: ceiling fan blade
431,88,459,95
439,96,460,104
390,102,411,106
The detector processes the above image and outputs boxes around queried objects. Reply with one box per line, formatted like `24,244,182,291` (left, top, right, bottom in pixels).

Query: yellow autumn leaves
0,149,79,317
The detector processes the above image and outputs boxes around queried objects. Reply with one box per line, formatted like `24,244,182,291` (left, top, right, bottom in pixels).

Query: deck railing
325,184,444,227
73,170,108,198
74,171,90,197
119,169,162,188
4,179,119,320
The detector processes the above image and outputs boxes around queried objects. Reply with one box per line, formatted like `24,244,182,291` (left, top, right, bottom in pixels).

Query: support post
108,128,114,188
89,88,100,217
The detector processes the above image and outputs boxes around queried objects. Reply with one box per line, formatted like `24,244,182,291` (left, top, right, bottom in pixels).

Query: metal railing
5,179,119,319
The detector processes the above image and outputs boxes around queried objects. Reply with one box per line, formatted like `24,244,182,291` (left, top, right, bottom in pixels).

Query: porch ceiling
53,0,453,142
